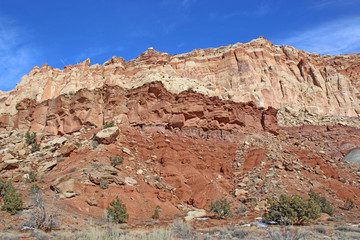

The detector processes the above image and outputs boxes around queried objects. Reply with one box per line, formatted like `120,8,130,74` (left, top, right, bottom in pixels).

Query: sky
0,0,360,91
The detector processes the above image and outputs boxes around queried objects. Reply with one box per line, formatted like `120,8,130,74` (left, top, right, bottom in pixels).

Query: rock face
0,37,359,122
0,82,278,136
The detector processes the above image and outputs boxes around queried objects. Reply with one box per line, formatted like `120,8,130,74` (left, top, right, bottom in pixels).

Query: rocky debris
277,107,360,127
95,127,119,144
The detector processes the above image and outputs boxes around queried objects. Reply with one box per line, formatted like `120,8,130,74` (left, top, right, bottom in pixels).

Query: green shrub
0,179,23,215
92,140,99,150
103,121,115,129
308,189,334,216
263,194,321,225
26,171,37,183
25,131,36,145
210,198,233,218
100,180,109,189
152,207,160,219
30,142,40,153
0,178,13,197
344,198,355,210
110,155,124,167
106,196,129,223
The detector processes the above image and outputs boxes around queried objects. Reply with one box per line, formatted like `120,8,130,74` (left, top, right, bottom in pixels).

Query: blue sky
0,0,360,91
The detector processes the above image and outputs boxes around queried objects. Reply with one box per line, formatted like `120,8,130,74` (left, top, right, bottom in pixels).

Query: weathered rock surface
95,127,120,144
0,82,278,136
1,37,359,130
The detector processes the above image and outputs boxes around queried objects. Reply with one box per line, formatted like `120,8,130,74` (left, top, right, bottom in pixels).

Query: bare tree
24,189,59,232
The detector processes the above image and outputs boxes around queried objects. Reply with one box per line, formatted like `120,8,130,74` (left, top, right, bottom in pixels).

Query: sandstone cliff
1,37,360,122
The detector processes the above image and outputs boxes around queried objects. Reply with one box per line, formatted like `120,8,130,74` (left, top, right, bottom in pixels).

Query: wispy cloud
0,17,39,91
209,0,271,20
311,0,360,9
281,17,360,55
161,0,197,9
181,0,197,8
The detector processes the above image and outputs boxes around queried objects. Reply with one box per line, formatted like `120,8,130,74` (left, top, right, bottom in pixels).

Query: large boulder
95,126,119,144
88,164,126,185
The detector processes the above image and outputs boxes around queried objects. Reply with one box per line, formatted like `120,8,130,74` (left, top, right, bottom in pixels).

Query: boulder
184,208,207,221
57,179,77,198
86,197,98,206
0,159,20,170
54,142,76,157
38,160,57,173
88,164,126,185
122,147,131,155
95,126,119,144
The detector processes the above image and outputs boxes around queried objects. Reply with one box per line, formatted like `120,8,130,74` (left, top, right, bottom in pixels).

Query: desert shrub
106,196,129,223
149,228,172,240
235,205,248,217
267,227,310,240
100,181,109,189
109,155,124,167
344,198,355,210
25,131,36,145
2,187,23,215
231,230,249,239
308,189,334,216
92,140,99,150
30,142,40,153
313,226,327,234
263,194,321,225
24,191,59,232
0,179,23,215
210,198,233,218
152,207,160,220
103,121,115,129
170,219,194,239
29,184,40,194
0,178,13,197
26,171,37,183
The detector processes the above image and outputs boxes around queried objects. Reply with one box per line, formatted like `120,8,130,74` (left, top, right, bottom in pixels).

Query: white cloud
281,17,360,55
0,18,39,91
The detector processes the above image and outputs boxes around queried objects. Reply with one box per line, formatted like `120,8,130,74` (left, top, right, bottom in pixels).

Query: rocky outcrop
0,82,278,136
1,37,359,121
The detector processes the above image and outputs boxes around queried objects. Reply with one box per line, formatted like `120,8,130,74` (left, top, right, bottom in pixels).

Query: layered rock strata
1,37,359,121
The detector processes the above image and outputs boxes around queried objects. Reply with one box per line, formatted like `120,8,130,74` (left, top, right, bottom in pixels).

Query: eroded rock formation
1,37,360,121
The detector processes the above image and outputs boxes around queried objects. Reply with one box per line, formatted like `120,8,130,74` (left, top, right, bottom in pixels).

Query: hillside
0,38,360,236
